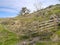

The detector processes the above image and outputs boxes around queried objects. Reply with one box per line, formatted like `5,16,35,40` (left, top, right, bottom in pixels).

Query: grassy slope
0,4,60,45
16,4,60,45
16,4,60,22
0,24,19,45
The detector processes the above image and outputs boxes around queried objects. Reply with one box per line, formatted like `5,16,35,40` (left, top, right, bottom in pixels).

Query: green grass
55,30,60,37
36,42,46,45
0,24,19,45
35,42,60,45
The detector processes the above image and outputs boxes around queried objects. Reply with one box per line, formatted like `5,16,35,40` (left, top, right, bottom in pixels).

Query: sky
0,0,60,18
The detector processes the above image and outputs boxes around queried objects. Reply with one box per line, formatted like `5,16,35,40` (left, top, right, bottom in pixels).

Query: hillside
0,4,60,45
